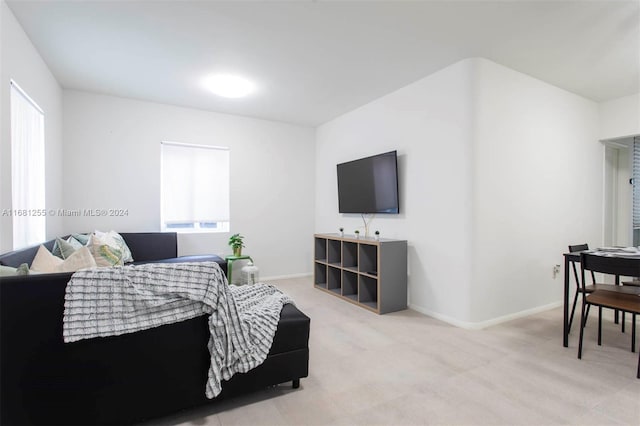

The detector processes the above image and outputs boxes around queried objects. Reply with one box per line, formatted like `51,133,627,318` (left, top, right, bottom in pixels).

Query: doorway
603,136,637,247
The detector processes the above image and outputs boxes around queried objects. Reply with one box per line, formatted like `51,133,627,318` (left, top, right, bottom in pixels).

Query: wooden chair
567,244,596,332
578,253,640,378
569,244,630,332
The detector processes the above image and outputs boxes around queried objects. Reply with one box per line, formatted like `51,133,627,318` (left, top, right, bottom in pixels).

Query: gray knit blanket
62,261,293,398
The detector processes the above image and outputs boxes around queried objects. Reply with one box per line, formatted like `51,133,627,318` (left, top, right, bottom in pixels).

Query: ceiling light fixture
202,74,256,98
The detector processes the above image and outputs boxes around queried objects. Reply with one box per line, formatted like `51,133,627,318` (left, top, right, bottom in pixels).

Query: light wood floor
153,276,640,426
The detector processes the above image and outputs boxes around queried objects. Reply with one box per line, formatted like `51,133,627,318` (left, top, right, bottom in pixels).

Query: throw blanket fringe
63,262,293,398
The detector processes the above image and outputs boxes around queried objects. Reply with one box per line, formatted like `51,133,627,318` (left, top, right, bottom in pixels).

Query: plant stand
225,254,254,285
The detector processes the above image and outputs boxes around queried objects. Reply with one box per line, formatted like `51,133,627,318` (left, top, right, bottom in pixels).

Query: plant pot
233,247,242,257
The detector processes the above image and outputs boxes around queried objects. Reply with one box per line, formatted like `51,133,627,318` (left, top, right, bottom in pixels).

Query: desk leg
563,256,570,347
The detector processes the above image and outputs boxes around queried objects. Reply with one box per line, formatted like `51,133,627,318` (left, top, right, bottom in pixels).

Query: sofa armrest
0,239,56,268
120,232,178,261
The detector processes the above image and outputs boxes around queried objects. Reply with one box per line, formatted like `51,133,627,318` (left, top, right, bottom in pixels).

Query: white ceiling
6,0,640,127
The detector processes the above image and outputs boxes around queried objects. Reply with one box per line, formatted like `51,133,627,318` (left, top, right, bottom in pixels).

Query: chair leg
578,301,588,359
622,312,626,333
585,304,591,326
598,306,602,346
615,309,619,324
633,314,636,353
568,290,580,333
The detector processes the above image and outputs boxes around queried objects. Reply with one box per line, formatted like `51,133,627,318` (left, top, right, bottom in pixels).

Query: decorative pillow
71,233,91,245
65,236,84,250
1,263,32,276
30,245,64,273
16,263,30,275
58,246,97,272
0,265,18,276
94,230,133,263
88,234,124,267
108,231,134,263
52,237,77,259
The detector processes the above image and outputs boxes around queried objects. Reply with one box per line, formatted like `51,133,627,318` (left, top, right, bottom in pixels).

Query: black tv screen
337,150,399,214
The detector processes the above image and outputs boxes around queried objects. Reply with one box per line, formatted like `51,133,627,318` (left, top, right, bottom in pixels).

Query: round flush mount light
202,74,256,98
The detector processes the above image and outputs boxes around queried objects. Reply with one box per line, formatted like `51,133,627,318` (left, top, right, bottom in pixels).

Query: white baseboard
409,301,562,330
262,272,312,282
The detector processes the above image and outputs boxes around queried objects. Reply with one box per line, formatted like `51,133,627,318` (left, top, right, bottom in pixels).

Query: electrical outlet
552,264,561,279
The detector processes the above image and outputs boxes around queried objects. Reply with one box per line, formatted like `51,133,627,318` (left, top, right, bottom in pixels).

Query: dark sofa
0,232,310,425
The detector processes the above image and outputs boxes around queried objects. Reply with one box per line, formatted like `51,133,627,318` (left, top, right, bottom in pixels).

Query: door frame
602,136,636,247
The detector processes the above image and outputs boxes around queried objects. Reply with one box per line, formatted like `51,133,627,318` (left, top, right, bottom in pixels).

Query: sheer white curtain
10,81,45,249
161,142,230,231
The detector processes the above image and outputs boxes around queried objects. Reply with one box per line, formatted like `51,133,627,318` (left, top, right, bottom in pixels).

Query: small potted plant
375,230,380,241
228,233,245,257
339,227,344,237
354,230,360,239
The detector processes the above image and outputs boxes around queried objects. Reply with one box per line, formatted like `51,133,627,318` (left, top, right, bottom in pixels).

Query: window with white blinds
160,142,230,233
10,80,45,249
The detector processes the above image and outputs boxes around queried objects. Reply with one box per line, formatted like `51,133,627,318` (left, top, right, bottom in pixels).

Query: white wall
316,59,475,323
0,1,64,252
599,93,640,140
316,57,603,327
62,91,315,278
471,58,601,323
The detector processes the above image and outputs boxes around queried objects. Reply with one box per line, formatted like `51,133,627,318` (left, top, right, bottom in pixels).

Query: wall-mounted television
337,150,399,214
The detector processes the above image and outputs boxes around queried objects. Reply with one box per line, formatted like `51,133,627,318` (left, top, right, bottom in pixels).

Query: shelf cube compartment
342,270,358,301
314,263,327,289
328,239,341,266
342,241,358,270
359,244,378,276
327,266,341,295
314,238,327,261
359,275,378,310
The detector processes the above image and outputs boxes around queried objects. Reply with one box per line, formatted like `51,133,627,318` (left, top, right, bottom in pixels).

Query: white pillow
30,245,97,273
58,246,97,272
30,245,64,273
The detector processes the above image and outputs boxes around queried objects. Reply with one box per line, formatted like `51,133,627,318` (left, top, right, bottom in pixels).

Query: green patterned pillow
65,236,84,250
88,234,124,267
108,231,134,263
94,230,133,263
72,233,91,245
52,237,77,259
16,263,29,275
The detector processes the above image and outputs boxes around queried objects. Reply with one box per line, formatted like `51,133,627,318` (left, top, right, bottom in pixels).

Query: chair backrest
580,252,640,290
569,243,595,285
568,244,589,253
